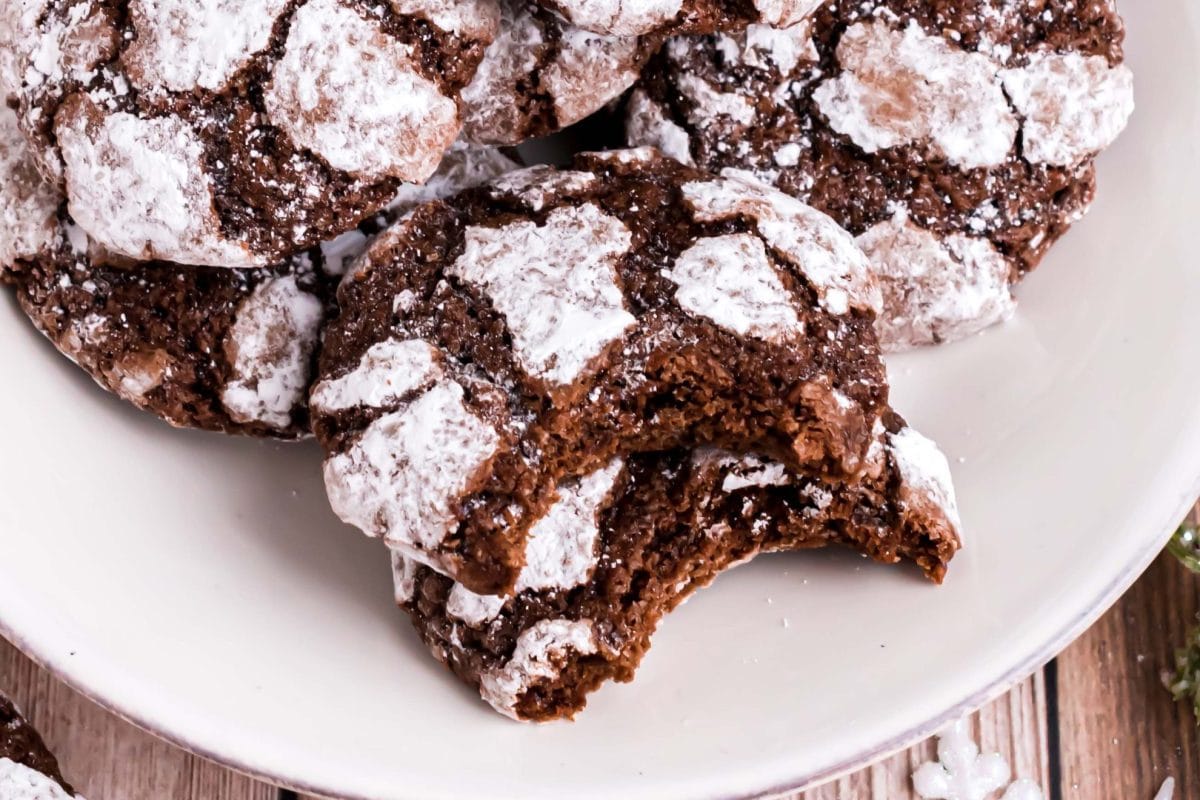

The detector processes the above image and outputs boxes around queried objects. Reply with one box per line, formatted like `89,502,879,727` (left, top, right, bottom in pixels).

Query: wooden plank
795,671,1051,799
0,637,275,800
1055,550,1200,799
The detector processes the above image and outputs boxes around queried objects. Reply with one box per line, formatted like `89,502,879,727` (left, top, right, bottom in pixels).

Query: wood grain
0,639,274,800
794,672,1051,799
1055,551,1199,799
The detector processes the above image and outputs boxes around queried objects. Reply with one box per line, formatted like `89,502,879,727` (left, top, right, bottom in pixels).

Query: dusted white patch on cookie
551,0,682,36
488,165,598,211
387,142,522,216
545,25,642,131
123,0,290,93
813,20,1017,170
7,1,111,87
446,582,507,624
665,233,804,342
0,758,76,800
222,275,324,429
1002,51,1135,167
674,73,756,128
752,0,823,28
391,552,421,604
460,0,544,145
266,0,458,181
683,177,880,315
719,453,791,492
479,618,598,719
449,203,636,386
588,147,660,165
311,339,444,413
324,380,502,553
737,21,818,74
857,209,1015,351
625,90,694,165
516,459,624,593
111,349,172,402
391,0,501,39
890,425,962,534
57,101,258,267
0,107,59,270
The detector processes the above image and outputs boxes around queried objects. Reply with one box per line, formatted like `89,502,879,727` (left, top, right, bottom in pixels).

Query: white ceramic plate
1,4,1196,798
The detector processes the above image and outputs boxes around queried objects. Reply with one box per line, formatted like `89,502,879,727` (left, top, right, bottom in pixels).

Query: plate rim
2,464,1194,800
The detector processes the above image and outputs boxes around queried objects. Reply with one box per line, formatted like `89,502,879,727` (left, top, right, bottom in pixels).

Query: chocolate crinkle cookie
0,0,501,268
394,412,961,721
627,0,1135,350
312,148,892,595
0,694,81,799
460,0,663,145
3,103,523,437
534,0,824,37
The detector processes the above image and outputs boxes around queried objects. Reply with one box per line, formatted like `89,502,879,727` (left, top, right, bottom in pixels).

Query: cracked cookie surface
0,0,500,268
627,0,1134,349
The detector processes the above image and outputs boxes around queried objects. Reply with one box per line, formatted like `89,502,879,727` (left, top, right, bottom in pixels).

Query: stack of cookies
0,0,1133,722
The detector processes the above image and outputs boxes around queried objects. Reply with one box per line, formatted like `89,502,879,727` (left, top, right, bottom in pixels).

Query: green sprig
1167,619,1200,721
1168,522,1200,574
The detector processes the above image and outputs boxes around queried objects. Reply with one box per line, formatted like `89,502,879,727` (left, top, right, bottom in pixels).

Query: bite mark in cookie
394,414,961,721
313,150,888,595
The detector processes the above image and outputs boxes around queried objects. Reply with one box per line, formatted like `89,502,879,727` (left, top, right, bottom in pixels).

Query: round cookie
0,0,501,268
1,693,79,799
313,147,887,595
535,0,823,37
627,0,1135,349
461,0,662,145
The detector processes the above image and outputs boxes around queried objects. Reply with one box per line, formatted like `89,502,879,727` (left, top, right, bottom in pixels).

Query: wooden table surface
4,523,1197,800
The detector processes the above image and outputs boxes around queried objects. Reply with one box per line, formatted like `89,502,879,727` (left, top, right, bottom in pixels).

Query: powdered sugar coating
516,459,624,593
221,275,324,429
0,759,75,800
448,203,636,386
386,143,522,217
813,20,1018,170
890,425,962,536
392,0,502,39
392,551,420,604
123,0,290,93
447,582,507,624
625,90,694,165
460,1,544,144
674,71,756,128
682,177,880,315
56,101,259,267
549,0,682,36
665,233,804,342
1003,51,1135,168
324,380,502,556
310,339,444,413
265,0,458,181
478,618,597,718
857,209,1016,350
0,107,59,271
489,166,599,212
752,0,821,28
462,0,648,145
544,25,642,132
